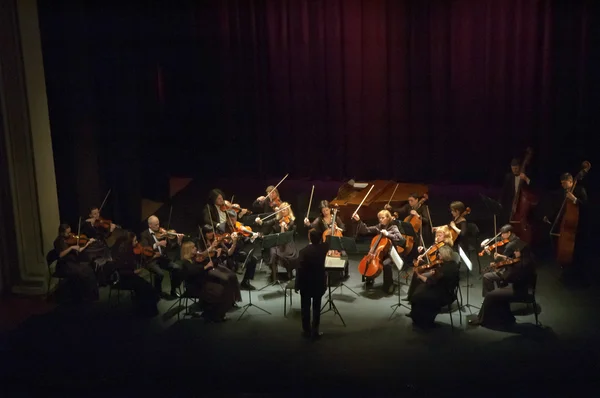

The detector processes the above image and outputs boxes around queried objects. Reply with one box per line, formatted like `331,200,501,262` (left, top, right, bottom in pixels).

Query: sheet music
324,255,346,269
459,246,472,271
389,246,405,271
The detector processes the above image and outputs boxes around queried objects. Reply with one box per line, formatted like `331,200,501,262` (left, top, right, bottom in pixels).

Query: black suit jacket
500,173,535,215
296,242,328,296
140,229,178,261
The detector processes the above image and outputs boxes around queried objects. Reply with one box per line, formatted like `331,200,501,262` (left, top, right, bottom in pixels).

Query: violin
279,215,291,228
483,257,520,272
220,200,252,215
154,228,187,240
413,241,445,267
478,238,510,256
414,258,443,274
270,197,282,209
65,233,89,247
94,217,117,231
133,243,156,259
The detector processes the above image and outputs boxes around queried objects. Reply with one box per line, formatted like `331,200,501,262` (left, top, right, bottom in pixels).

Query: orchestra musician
139,215,184,300
433,201,468,250
295,229,328,340
196,224,228,266
303,200,349,279
110,232,159,317
53,224,99,303
470,225,535,327
385,193,432,246
202,188,249,226
407,245,460,329
253,185,282,214
405,226,454,302
352,210,405,295
500,158,533,226
255,202,298,281
179,241,233,322
81,206,119,285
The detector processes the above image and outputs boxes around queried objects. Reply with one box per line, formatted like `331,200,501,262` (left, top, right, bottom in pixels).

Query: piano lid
331,180,429,206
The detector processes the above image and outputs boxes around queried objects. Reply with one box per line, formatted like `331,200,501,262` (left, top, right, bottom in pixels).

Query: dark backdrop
37,0,600,226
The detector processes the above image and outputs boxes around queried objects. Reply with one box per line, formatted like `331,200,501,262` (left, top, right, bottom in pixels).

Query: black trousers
226,251,257,281
301,292,323,333
119,274,159,316
58,261,99,302
145,257,183,294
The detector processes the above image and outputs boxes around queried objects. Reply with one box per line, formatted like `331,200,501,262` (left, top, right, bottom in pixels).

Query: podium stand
325,236,359,297
258,230,295,292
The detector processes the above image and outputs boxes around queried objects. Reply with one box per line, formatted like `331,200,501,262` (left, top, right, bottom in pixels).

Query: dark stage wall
37,0,600,226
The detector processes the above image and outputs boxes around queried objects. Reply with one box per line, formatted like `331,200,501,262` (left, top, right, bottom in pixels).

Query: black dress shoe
241,281,256,290
468,319,482,326
311,331,323,340
401,298,410,302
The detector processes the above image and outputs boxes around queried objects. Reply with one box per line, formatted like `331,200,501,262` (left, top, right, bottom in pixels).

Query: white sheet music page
459,246,473,271
389,246,405,271
324,255,346,269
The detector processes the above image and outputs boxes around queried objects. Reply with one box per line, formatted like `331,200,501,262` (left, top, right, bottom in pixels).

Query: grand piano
330,180,429,236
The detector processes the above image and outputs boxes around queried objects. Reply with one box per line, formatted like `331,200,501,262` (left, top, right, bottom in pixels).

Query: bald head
148,215,160,231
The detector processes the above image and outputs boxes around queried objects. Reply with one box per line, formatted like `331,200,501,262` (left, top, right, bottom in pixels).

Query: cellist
304,200,349,279
352,210,404,295
385,192,432,246
433,201,468,251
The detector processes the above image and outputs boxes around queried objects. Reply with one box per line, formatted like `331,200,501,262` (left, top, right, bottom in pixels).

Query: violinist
352,210,404,295
405,226,454,301
303,200,349,279
53,223,99,303
203,188,249,226
81,206,118,284
179,241,233,322
255,202,298,281
204,219,257,291
407,245,460,329
385,193,432,246
500,158,533,226
139,215,184,300
470,226,535,327
480,225,530,298
253,185,282,214
433,201,468,250
110,232,159,317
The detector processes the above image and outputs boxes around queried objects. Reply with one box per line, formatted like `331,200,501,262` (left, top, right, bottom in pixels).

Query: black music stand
237,249,272,321
389,250,411,320
258,231,295,291
325,236,359,297
320,258,347,327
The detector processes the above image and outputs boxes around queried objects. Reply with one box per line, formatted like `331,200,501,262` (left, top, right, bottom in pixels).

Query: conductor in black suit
296,229,328,340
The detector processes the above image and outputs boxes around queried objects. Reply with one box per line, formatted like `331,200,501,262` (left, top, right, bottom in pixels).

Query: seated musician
433,201,468,250
303,200,349,279
405,226,454,301
202,188,249,226
255,202,298,281
53,224,99,303
198,223,246,295
352,210,405,295
407,245,460,329
470,226,535,327
110,232,159,317
81,206,121,285
385,192,432,246
179,241,234,322
253,185,282,214
139,215,184,300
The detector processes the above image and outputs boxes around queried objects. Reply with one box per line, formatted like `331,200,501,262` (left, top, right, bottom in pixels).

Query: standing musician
405,226,454,301
213,212,258,290
500,157,533,226
110,232,159,317
352,210,405,295
179,241,233,322
53,223,99,303
253,185,282,214
385,193,432,246
140,215,184,300
543,171,589,269
255,202,298,281
407,245,460,329
295,229,328,340
470,225,535,327
433,201,468,250
202,188,249,226
303,200,349,279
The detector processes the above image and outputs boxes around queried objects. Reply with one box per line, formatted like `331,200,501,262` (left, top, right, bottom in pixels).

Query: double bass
509,147,539,244
550,161,591,267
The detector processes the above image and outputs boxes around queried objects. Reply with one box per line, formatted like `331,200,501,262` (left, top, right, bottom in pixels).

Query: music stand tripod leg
459,270,480,314
320,279,346,326
389,273,411,320
237,289,271,321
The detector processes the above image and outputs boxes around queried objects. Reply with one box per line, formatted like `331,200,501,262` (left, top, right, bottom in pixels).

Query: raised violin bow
270,173,289,195
206,204,217,235
98,189,111,213
306,185,315,219
166,205,173,230
259,204,291,222
386,183,399,207
76,217,82,247
351,184,375,219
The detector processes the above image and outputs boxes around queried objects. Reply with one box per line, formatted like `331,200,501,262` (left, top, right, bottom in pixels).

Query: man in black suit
295,229,328,340
140,215,184,300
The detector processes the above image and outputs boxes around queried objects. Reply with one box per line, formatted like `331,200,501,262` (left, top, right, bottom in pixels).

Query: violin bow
351,184,375,219
269,173,289,198
76,217,82,247
259,204,291,221
306,185,315,219
206,205,217,235
386,183,399,207
98,189,111,213
166,205,173,230
198,225,213,262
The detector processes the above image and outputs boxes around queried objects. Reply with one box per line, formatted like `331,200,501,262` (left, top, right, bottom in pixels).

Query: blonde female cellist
352,210,404,295
304,200,349,278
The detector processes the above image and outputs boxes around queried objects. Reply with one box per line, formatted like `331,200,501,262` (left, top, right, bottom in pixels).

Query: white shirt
215,205,227,223
149,228,162,254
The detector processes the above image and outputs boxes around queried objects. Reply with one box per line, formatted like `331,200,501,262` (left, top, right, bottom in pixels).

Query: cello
448,207,471,243
322,205,343,257
550,161,591,267
509,147,539,244
357,232,391,280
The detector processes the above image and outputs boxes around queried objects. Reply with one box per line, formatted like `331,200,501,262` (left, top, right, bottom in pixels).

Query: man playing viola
203,188,249,226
